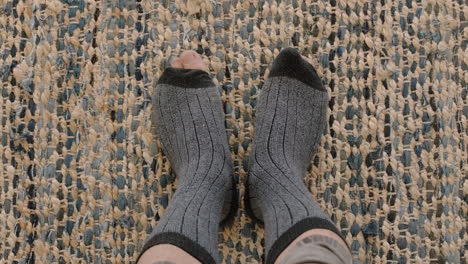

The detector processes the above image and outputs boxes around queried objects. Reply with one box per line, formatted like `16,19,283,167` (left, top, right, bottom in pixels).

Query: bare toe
179,50,199,60
179,50,207,71
170,57,183,68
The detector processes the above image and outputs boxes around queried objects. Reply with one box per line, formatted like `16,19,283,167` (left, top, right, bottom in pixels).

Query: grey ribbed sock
246,48,348,264
137,67,235,264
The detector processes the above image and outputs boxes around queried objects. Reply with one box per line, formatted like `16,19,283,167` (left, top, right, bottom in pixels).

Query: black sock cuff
266,217,349,264
268,47,326,92
157,67,215,88
136,232,216,264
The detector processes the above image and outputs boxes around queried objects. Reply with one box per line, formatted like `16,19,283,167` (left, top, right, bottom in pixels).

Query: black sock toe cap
268,48,326,92
157,67,214,88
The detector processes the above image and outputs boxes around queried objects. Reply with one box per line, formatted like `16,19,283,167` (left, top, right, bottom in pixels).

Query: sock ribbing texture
246,48,348,264
137,67,234,264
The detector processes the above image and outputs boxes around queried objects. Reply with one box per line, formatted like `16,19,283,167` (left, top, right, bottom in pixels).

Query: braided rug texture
0,0,466,263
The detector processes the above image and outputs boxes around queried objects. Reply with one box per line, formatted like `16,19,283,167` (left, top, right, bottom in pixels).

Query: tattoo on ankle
152,262,176,264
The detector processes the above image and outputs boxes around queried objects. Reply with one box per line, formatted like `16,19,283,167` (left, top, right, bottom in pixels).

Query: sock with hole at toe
137,67,236,264
246,48,349,264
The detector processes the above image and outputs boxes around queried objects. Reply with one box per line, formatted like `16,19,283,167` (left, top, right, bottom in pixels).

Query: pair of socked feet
137,48,351,264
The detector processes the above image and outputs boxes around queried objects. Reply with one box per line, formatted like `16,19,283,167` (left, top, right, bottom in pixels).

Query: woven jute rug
0,0,466,263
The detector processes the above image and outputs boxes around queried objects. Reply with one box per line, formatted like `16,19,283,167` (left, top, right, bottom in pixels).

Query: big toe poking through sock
246,48,348,264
